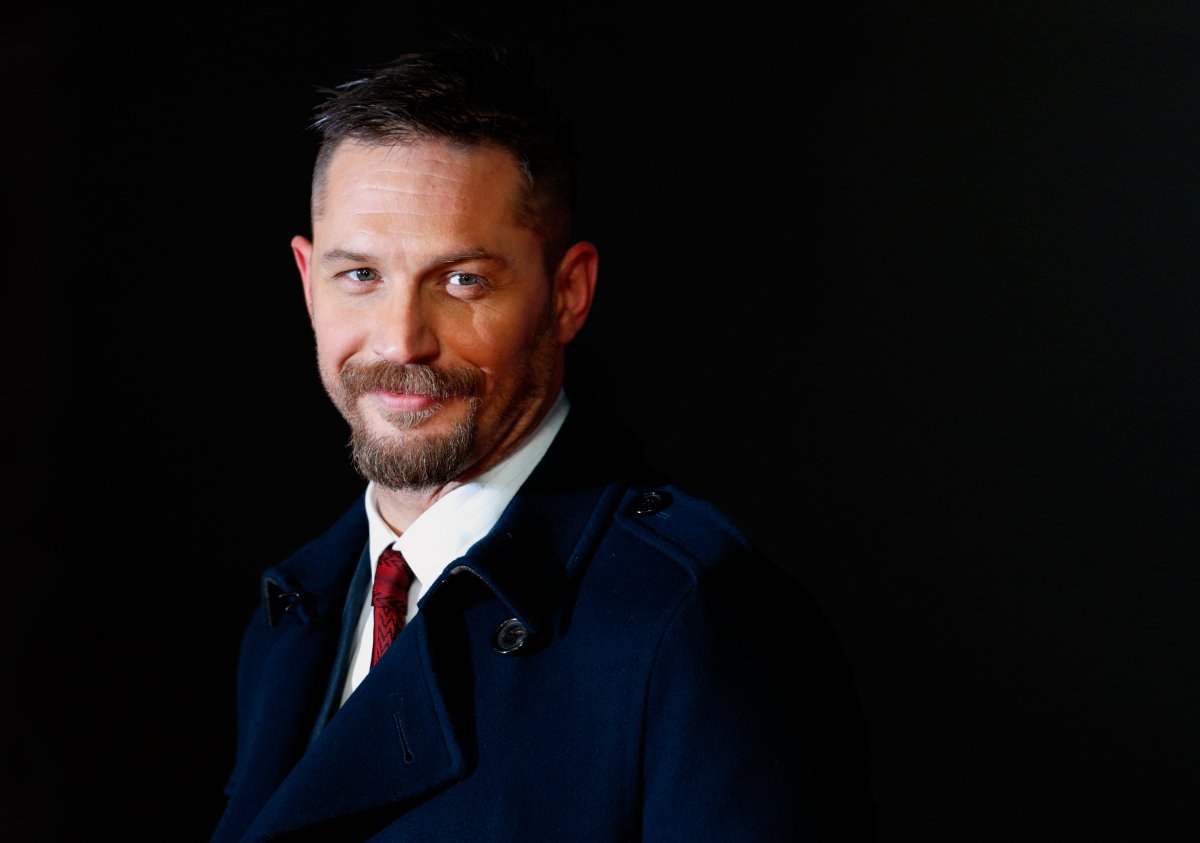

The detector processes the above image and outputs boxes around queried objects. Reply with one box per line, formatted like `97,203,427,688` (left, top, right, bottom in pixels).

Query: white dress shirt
339,390,569,705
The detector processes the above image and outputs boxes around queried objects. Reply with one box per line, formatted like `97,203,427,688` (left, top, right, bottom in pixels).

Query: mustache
339,362,483,400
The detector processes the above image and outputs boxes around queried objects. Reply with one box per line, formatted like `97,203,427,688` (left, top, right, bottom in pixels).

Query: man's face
291,139,574,490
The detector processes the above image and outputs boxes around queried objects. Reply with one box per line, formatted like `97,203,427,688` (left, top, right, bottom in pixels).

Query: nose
369,285,440,364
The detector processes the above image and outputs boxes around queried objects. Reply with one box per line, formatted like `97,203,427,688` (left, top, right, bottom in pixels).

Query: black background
8,4,1199,841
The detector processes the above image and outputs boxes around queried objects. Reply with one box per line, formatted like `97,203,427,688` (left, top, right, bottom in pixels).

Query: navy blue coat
212,393,876,842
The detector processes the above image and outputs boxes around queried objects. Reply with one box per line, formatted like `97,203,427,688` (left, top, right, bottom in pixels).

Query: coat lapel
239,611,465,842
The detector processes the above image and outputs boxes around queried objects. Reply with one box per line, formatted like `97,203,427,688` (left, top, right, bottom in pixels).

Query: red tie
371,545,414,667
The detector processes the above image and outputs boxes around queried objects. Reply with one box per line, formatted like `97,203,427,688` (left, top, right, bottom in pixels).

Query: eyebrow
432,248,491,265
319,247,497,266
319,248,375,265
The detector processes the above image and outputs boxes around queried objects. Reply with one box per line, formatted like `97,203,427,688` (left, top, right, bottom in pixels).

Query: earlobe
291,235,316,318
554,242,599,344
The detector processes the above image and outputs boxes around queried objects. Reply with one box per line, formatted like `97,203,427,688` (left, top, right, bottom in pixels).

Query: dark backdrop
8,4,1198,841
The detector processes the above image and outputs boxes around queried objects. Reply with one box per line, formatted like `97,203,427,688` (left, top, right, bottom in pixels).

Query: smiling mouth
372,390,446,413
341,362,483,402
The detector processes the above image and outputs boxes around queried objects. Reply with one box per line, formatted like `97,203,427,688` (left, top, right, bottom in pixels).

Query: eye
447,272,482,287
346,268,380,284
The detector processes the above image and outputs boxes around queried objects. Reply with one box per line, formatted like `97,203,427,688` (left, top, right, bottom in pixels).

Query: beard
326,361,485,491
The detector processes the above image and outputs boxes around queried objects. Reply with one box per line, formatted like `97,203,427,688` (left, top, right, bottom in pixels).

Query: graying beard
349,418,475,490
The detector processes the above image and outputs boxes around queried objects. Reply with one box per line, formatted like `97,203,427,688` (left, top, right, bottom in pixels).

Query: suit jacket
212,391,876,842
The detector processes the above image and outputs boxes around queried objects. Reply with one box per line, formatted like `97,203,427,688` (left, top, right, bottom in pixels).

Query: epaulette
612,483,752,576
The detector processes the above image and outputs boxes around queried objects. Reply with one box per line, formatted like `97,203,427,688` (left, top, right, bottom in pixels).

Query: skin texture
291,139,598,534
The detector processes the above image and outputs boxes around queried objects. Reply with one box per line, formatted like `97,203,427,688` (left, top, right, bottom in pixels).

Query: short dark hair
307,35,579,266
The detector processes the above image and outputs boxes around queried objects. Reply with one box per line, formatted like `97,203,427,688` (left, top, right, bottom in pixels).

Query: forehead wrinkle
349,146,480,190
335,184,479,221
369,163,473,185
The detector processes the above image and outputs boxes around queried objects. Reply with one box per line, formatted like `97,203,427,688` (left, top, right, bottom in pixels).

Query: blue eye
348,268,379,283
448,272,481,287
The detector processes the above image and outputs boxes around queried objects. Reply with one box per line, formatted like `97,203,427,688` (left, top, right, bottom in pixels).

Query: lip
371,390,443,412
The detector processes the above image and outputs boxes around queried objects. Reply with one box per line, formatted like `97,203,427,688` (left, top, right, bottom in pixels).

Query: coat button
493,618,529,654
632,490,671,515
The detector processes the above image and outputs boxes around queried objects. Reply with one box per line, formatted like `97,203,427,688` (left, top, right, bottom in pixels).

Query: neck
372,481,463,535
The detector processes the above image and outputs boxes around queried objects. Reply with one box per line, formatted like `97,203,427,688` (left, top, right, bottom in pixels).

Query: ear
291,234,316,319
552,241,599,344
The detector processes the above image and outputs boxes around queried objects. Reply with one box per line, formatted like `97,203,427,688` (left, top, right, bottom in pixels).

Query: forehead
316,139,526,224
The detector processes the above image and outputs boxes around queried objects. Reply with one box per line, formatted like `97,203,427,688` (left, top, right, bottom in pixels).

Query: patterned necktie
371,545,414,667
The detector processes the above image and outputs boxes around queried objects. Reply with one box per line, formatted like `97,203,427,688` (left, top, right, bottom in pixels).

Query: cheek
311,314,359,369
459,309,542,375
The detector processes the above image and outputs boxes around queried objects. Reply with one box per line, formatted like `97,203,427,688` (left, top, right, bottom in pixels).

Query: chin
351,426,475,490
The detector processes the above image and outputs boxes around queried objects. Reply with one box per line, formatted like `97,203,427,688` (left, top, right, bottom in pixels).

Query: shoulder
594,478,813,630
609,482,757,582
594,478,828,653
538,387,809,607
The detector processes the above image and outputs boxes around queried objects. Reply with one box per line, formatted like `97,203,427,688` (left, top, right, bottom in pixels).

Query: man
212,36,876,842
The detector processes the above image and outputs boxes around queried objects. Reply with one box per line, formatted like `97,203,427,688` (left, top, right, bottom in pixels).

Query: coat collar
419,387,648,637
260,492,368,629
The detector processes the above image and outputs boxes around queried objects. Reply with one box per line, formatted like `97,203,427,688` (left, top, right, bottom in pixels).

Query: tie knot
372,547,413,609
